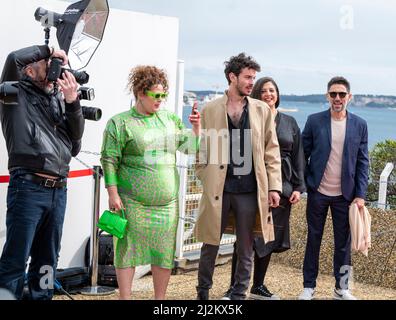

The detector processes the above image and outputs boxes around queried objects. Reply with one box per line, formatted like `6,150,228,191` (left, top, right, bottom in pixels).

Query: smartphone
191,101,198,115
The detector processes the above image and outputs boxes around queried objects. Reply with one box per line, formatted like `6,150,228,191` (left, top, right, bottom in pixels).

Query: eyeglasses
146,90,168,100
328,92,348,99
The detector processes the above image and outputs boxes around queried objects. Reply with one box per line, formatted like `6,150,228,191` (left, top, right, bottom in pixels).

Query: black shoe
249,285,280,300
197,289,209,300
221,286,233,300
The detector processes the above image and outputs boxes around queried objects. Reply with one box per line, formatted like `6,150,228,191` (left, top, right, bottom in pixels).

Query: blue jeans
0,170,67,300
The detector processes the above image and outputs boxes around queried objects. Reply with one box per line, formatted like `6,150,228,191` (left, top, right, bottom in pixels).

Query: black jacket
0,45,85,178
275,112,306,197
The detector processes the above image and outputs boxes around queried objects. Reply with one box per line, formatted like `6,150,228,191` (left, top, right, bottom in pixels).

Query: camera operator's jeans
0,170,67,300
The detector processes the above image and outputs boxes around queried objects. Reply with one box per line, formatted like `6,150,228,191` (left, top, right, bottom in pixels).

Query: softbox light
56,0,109,70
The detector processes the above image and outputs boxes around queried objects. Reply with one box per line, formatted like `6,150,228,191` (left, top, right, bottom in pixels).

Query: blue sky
72,0,396,95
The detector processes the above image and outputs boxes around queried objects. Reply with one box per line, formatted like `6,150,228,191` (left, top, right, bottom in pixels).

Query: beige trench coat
193,95,282,245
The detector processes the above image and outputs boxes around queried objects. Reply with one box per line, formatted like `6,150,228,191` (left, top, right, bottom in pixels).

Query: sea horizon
182,101,396,150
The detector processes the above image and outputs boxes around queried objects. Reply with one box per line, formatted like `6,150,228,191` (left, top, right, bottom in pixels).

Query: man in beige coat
194,53,282,300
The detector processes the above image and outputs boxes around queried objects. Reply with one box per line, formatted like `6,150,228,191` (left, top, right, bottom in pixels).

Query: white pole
176,154,188,259
175,59,186,259
378,162,394,210
174,60,185,119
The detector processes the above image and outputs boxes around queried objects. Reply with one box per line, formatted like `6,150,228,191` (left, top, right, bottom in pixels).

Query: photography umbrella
56,0,109,70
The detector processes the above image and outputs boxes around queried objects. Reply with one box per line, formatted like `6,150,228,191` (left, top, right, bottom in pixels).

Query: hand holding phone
191,101,198,115
189,100,201,136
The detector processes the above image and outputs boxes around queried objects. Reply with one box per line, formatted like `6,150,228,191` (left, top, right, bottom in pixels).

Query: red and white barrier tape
0,169,93,184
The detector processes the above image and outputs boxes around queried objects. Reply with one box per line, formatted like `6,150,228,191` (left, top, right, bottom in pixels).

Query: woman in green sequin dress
100,66,200,299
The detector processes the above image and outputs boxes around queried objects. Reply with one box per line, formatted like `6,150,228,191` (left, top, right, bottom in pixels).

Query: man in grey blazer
299,76,369,300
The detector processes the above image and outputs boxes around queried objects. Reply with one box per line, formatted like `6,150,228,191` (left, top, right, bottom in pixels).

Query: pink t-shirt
318,117,347,196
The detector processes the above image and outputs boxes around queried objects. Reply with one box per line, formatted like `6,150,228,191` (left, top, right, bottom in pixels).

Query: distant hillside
282,95,326,103
282,94,396,108
190,90,217,97
188,91,396,108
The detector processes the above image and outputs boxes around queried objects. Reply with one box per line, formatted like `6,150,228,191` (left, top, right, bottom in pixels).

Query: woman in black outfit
224,77,306,300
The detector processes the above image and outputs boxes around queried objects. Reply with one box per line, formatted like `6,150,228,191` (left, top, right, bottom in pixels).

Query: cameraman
0,45,84,300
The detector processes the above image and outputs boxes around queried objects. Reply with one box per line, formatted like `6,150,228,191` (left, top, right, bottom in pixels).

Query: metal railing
75,152,395,264
175,154,236,259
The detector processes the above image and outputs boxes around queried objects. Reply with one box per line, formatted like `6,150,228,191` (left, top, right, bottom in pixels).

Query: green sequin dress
100,107,198,269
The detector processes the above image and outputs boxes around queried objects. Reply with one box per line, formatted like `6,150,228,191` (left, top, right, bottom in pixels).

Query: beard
236,81,252,97
29,62,53,94
331,102,347,113
32,79,54,94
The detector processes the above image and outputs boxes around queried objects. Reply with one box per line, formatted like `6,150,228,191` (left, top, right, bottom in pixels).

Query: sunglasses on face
146,90,168,100
328,91,348,99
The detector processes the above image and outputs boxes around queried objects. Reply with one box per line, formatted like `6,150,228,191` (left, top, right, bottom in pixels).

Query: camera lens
66,70,89,85
81,106,102,121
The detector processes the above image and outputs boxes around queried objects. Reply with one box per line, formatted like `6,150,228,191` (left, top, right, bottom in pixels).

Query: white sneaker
333,288,357,300
298,288,315,300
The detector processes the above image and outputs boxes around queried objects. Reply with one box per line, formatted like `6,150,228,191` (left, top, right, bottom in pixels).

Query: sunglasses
146,90,168,100
328,92,348,99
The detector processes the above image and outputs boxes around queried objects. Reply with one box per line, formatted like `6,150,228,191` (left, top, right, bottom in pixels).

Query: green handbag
97,209,127,239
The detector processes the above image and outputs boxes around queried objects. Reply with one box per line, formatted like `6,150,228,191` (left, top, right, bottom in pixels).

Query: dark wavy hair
327,76,350,92
250,77,280,108
224,53,261,85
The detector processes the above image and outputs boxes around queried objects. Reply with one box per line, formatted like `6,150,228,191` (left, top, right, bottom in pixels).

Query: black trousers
302,190,352,289
197,192,257,299
230,244,272,289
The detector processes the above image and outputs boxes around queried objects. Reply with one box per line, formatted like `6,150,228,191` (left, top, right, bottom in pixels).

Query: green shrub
368,140,396,207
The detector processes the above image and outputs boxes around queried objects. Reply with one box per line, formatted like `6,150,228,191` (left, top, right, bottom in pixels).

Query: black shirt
224,101,257,193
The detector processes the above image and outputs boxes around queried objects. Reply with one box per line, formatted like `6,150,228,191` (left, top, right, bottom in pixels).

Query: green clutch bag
97,209,127,239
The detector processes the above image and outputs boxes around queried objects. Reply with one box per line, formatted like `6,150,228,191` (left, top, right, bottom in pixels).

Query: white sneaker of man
298,288,315,300
333,288,357,300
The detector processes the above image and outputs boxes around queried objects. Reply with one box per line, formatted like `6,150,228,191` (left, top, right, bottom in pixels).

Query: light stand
79,166,115,296
44,27,51,46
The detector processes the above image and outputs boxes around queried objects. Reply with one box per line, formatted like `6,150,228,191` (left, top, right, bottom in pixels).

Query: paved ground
55,261,396,300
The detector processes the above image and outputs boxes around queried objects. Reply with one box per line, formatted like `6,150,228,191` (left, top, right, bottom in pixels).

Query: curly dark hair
127,65,169,100
251,77,280,108
224,53,261,85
